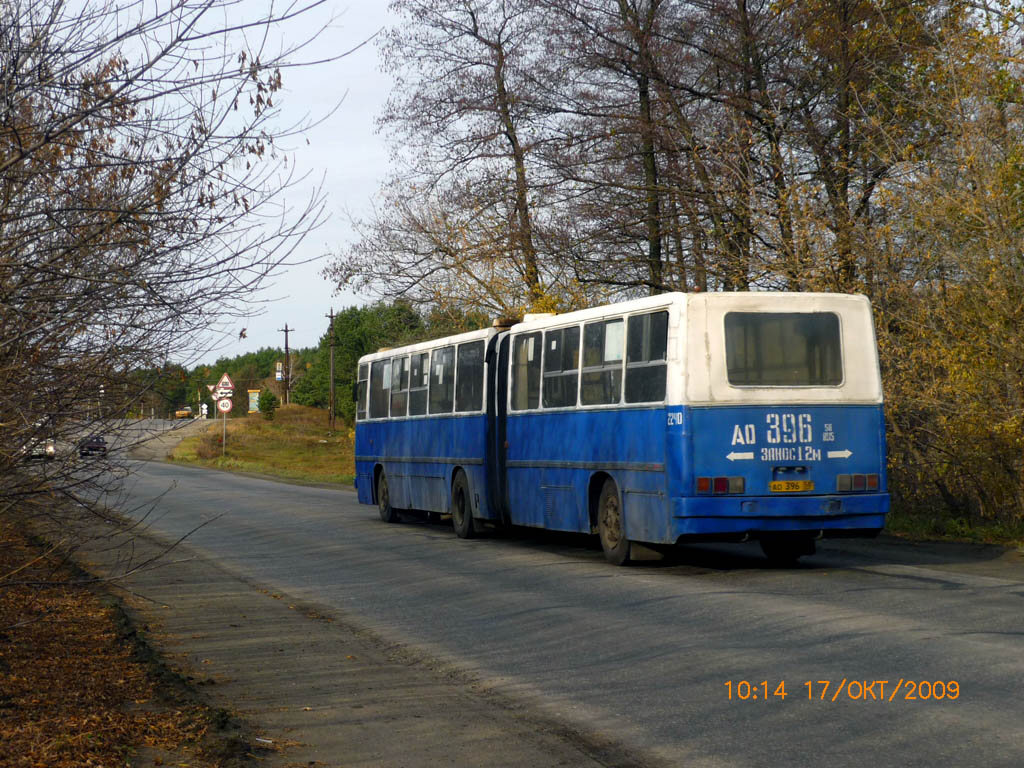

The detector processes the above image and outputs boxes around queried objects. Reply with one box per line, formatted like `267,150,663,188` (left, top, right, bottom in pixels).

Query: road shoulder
75,514,646,768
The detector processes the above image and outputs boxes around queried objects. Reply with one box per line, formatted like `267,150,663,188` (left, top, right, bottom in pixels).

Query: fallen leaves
0,520,219,767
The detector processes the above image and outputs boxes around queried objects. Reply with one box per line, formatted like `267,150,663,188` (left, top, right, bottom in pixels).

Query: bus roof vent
492,316,520,330
522,312,556,323
376,346,393,353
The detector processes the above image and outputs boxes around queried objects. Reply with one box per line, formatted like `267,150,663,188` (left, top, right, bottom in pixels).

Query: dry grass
170,404,355,485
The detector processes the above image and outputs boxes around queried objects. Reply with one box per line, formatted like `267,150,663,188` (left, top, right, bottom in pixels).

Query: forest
326,0,1024,533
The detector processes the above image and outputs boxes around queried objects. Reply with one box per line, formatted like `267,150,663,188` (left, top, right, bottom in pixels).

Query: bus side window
408,352,429,415
390,356,410,417
625,311,668,403
369,359,391,419
511,332,541,410
455,340,485,412
581,318,623,405
356,363,369,421
429,345,455,414
543,326,580,408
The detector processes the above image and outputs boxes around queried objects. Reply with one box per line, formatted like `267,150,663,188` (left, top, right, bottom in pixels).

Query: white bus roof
510,293,684,333
358,326,496,366
508,291,871,333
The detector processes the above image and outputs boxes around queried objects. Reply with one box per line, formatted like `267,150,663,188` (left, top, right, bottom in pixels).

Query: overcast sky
198,2,394,365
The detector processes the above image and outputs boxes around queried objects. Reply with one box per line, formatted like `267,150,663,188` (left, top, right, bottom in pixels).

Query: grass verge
885,509,1024,549
169,403,355,486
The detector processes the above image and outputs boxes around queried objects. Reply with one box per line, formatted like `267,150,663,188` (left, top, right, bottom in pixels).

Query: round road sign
216,398,232,413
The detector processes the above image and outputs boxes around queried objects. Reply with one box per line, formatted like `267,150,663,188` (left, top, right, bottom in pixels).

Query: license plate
770,480,815,493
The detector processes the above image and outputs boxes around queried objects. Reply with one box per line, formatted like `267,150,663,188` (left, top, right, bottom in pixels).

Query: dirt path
125,418,210,461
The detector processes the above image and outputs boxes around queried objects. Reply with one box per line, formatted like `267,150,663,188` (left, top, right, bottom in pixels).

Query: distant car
174,406,193,419
79,435,108,457
23,437,56,462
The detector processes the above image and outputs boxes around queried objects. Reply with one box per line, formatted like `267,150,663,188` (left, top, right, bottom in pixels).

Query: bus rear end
672,293,888,561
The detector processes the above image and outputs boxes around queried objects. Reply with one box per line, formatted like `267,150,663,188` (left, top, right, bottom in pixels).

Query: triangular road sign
216,372,235,392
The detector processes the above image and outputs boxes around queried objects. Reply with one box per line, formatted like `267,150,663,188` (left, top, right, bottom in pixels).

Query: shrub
258,389,279,420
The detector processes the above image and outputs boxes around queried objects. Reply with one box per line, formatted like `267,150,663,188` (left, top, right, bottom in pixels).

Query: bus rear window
725,312,842,386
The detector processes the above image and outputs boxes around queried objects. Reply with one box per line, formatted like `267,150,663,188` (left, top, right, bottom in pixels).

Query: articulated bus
354,292,889,565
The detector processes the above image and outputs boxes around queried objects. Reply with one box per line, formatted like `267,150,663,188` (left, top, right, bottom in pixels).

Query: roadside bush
258,389,279,420
194,430,221,460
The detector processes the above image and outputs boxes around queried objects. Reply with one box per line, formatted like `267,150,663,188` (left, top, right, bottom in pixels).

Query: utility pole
278,323,293,405
325,307,336,430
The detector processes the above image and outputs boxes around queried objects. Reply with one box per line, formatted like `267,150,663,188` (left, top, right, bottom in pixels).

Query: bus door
487,333,511,524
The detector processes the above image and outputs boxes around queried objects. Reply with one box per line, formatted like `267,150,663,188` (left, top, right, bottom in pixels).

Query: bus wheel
451,471,476,539
377,471,399,523
760,536,814,566
597,478,630,565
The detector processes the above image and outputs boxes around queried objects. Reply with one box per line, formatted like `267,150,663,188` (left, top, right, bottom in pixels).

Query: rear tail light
836,474,880,492
697,477,745,495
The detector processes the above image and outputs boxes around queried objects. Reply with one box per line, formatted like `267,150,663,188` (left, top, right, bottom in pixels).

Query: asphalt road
107,461,1024,768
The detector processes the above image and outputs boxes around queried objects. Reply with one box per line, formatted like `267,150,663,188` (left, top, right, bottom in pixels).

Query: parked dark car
79,435,108,457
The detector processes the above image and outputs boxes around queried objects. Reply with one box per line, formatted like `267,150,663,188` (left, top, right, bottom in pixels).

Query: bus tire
451,470,476,539
597,478,630,565
377,471,400,523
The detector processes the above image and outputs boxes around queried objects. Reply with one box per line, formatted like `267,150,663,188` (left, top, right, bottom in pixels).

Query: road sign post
217,397,232,455
212,373,235,456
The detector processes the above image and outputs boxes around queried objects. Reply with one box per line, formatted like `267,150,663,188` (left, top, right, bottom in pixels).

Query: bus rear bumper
669,493,889,538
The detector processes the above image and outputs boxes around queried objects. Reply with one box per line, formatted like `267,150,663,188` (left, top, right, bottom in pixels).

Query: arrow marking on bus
727,451,754,461
827,449,853,459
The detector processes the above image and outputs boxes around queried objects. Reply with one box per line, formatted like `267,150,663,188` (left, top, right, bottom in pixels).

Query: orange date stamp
724,679,960,702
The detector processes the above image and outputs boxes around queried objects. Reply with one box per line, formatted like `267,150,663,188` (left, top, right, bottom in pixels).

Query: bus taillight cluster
697,476,746,495
836,474,879,492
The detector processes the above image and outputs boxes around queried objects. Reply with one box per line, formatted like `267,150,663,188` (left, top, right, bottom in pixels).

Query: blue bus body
355,293,889,564
355,413,489,516
500,404,887,542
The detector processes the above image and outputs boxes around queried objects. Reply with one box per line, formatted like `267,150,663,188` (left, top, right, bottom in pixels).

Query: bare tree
0,0,341,578
327,0,566,314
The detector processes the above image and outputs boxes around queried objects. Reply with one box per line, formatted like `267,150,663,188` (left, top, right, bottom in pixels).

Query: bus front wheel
451,471,476,539
597,478,631,565
377,471,399,523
